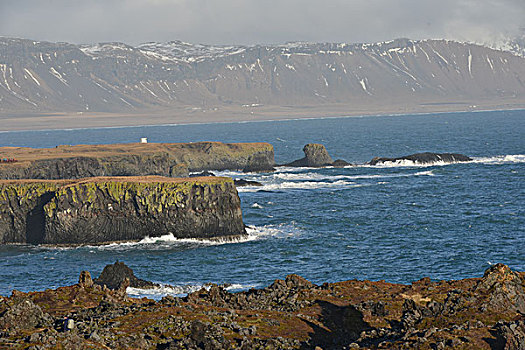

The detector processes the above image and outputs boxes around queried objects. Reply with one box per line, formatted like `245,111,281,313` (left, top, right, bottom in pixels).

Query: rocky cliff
0,176,245,245
0,142,275,180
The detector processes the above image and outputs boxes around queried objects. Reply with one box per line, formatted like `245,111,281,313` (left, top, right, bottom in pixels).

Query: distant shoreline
1,101,524,132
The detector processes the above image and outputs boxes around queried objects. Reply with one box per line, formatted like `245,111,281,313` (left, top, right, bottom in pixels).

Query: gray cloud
0,0,524,45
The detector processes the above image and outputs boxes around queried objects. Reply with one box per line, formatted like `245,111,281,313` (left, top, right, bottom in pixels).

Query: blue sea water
0,110,524,297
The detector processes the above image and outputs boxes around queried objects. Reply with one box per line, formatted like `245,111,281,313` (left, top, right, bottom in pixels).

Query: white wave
362,154,525,168
414,170,435,176
238,171,436,193
262,170,434,182
363,159,454,168
35,223,295,251
82,230,267,250
127,282,258,299
471,154,525,164
246,223,302,238
213,170,243,177
265,172,351,181
273,166,320,172
251,203,263,209
237,180,359,192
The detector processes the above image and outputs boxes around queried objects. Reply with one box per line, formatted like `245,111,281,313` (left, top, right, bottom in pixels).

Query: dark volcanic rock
78,271,94,288
234,179,263,187
0,155,189,180
0,176,246,245
1,263,525,349
0,142,275,180
492,318,525,350
242,152,276,173
475,263,525,313
369,152,472,165
285,144,334,167
332,159,353,167
94,261,158,290
0,299,52,332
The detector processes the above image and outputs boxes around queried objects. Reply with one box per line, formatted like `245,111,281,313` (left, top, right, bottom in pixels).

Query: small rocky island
369,152,472,165
284,144,352,167
0,176,245,245
0,263,523,349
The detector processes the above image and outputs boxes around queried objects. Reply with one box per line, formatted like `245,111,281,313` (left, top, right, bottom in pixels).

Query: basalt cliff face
0,141,275,180
0,176,245,245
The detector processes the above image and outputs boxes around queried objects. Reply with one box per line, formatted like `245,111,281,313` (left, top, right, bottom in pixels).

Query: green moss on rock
1,176,244,245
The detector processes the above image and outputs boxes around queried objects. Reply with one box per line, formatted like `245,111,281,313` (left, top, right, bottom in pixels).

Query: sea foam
472,154,525,164
127,282,258,299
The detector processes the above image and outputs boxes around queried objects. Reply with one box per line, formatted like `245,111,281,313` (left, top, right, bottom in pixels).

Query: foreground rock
0,176,245,245
284,144,352,167
94,261,159,290
1,263,523,349
0,142,275,179
369,152,472,165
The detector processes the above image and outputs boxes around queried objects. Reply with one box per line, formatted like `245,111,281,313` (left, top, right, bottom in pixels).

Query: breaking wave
237,180,361,192
74,223,299,251
127,282,258,299
363,154,525,168
259,170,435,182
364,159,460,168
237,170,435,192
471,154,525,164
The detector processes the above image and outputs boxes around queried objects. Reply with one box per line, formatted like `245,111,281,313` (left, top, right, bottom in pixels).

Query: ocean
0,109,524,298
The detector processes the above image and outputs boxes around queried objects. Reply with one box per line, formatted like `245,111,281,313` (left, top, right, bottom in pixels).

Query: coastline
0,263,523,349
1,100,524,132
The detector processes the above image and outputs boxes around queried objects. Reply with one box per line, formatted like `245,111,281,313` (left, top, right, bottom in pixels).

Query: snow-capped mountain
1,37,525,114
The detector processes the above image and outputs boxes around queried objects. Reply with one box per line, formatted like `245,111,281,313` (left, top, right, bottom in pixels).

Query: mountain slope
1,37,525,115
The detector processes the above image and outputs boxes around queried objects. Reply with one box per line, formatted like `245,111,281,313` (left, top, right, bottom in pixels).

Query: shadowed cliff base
0,263,523,349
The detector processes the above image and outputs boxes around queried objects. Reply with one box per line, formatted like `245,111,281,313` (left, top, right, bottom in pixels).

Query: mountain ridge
1,37,525,118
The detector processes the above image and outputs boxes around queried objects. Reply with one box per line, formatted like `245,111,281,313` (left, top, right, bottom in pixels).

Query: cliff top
0,141,273,164
0,175,231,186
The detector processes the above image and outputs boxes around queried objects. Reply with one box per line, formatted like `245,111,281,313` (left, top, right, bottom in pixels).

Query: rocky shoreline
0,263,523,349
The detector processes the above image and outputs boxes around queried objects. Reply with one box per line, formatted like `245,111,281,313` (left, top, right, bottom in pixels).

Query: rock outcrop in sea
284,143,352,167
94,261,159,290
369,152,472,165
0,263,523,349
0,142,275,180
0,176,245,245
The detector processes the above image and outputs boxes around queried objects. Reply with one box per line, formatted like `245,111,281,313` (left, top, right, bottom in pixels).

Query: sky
0,0,524,46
